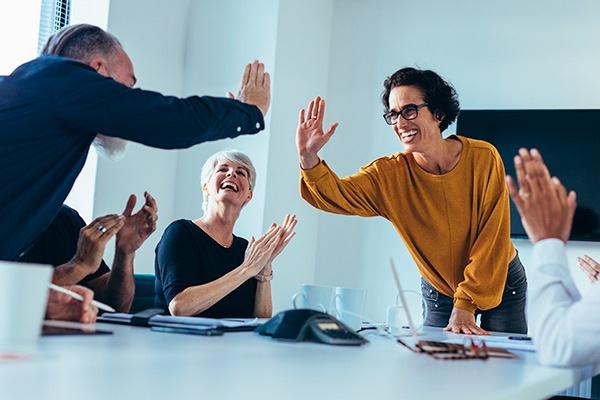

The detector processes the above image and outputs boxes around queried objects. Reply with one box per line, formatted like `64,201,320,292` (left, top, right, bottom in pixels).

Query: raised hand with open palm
296,96,339,169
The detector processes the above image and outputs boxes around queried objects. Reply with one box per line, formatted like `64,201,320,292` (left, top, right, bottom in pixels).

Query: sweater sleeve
52,59,264,149
528,239,600,366
300,160,387,218
453,152,513,312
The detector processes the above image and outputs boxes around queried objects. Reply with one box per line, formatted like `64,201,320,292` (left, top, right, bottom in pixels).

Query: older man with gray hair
0,24,270,263
0,24,270,322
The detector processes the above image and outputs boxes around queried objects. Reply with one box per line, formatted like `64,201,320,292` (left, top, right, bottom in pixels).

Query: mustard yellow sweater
300,135,515,312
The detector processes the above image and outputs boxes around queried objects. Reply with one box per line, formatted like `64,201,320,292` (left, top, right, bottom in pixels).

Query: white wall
95,0,190,272
92,0,600,322
263,0,335,312
173,0,279,238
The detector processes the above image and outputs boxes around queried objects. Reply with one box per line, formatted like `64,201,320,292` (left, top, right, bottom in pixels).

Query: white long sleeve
528,239,600,366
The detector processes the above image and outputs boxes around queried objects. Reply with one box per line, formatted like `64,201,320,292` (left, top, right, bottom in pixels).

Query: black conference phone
256,309,368,346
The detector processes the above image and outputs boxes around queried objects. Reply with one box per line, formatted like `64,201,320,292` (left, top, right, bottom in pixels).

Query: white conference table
1,323,597,400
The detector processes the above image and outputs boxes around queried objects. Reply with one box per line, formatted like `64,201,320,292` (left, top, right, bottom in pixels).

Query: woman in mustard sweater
296,68,526,335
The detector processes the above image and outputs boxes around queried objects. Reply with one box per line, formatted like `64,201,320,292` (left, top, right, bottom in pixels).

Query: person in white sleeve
506,147,600,367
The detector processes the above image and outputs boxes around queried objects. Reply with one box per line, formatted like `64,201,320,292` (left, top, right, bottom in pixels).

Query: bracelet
255,272,273,282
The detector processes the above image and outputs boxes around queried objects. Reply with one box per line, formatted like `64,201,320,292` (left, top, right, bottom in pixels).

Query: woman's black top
154,219,256,318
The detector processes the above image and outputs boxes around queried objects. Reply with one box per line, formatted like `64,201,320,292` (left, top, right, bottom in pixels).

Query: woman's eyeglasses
397,338,490,361
383,103,428,125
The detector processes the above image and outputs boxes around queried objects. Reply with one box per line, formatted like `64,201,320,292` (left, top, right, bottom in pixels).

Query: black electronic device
150,326,224,336
256,309,368,346
457,109,600,241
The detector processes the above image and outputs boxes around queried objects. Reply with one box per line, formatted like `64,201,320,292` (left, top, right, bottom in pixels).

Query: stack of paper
443,335,535,352
98,313,261,329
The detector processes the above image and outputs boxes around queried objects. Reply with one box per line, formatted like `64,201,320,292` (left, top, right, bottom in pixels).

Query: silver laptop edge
389,258,419,340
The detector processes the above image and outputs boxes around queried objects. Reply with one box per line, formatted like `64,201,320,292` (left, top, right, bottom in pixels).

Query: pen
508,336,532,341
49,283,116,313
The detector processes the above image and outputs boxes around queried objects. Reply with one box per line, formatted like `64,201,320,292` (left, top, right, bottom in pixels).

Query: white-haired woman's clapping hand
268,214,297,263
242,225,282,277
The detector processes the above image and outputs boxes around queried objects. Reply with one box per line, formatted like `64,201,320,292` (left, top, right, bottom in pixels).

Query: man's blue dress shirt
0,56,264,260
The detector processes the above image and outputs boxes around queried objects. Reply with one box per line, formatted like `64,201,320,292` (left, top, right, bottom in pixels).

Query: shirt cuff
300,160,330,182
453,298,477,313
532,238,568,272
235,104,264,135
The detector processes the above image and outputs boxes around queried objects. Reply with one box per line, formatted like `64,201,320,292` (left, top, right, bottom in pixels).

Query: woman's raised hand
296,96,339,169
268,214,297,263
242,225,282,277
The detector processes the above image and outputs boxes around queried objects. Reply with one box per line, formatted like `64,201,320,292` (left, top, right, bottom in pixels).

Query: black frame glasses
397,338,490,361
383,103,428,125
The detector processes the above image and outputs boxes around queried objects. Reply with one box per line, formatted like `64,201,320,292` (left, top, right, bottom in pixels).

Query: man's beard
93,134,128,160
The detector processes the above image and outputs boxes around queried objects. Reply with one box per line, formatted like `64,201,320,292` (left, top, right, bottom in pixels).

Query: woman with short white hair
154,150,296,318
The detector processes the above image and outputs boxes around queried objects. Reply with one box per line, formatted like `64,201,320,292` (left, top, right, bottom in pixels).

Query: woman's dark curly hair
381,67,460,133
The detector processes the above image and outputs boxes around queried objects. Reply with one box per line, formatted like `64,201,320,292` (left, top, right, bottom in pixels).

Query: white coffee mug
0,261,52,350
334,287,366,331
292,284,335,313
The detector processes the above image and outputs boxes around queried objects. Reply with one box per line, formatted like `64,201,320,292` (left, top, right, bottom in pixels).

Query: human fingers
450,325,462,334
551,177,568,207
88,214,120,229
298,108,306,125
307,99,315,121
143,192,159,222
69,285,94,316
263,72,270,89
567,191,577,219
262,226,283,249
583,255,599,267
241,63,251,85
255,62,264,85
518,147,532,163
254,225,279,245
458,325,476,335
316,98,326,123
471,324,489,335
81,303,98,324
143,205,159,223
248,60,258,85
324,122,339,141
144,191,158,211
265,230,282,253
101,215,126,231
280,214,293,230
513,155,530,199
530,148,552,180
283,217,298,235
286,215,298,230
577,257,598,281
505,176,526,215
313,96,322,119
122,194,137,217
276,231,296,253
522,153,545,196
100,218,125,242
85,215,123,240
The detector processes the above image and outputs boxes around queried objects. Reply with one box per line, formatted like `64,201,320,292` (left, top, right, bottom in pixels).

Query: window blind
37,0,71,53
